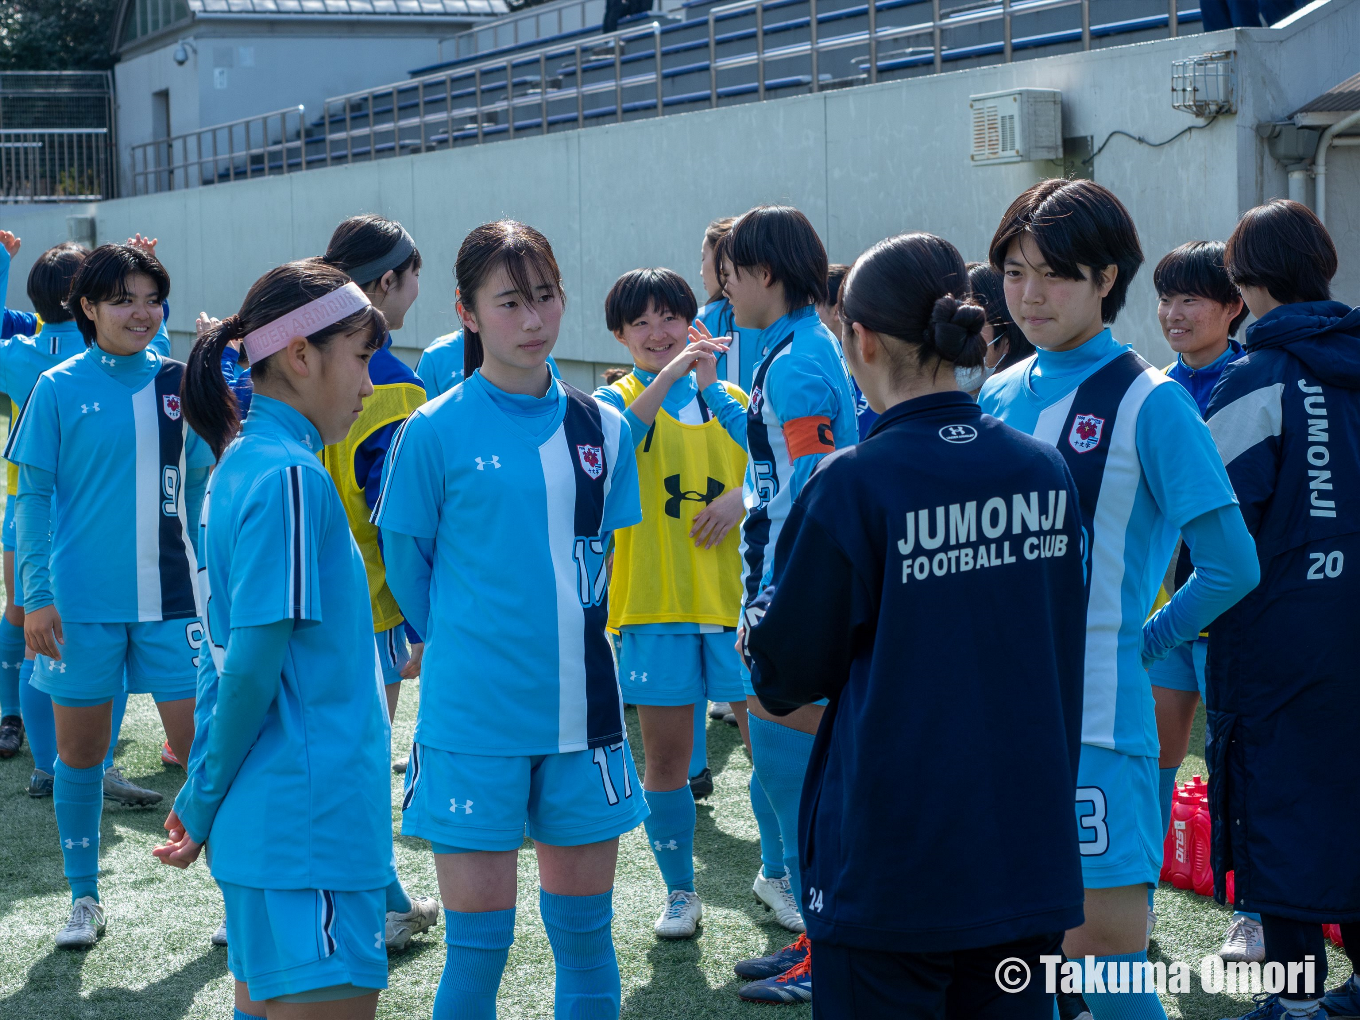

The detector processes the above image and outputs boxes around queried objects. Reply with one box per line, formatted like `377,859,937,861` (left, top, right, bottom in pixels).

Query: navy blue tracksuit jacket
1204,300,1360,922
748,391,1087,952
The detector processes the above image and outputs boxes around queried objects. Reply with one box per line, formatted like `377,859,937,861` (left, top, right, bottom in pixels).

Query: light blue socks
641,784,696,893
1082,950,1169,1020
385,879,412,914
540,889,620,1020
53,758,104,902
104,689,127,770
749,770,784,878
0,617,24,719
19,660,55,773
435,907,515,1020
689,702,707,779
748,713,814,906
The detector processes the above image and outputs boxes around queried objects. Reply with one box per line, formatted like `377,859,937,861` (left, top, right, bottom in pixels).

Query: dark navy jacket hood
1244,301,1360,390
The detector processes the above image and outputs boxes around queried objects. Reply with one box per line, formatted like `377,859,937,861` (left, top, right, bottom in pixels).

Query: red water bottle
1164,784,1198,890
1191,794,1215,896
1324,924,1345,948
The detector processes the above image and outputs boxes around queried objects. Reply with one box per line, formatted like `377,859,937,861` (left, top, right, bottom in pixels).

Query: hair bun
924,296,986,362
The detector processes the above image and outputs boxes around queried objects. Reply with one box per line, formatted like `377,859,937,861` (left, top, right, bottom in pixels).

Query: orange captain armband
783,415,835,461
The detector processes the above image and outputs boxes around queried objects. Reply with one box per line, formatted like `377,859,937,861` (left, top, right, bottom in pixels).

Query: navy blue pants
812,931,1063,1019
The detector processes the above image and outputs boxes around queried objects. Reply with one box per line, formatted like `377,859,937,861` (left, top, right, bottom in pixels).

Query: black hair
27,242,89,323
1225,199,1336,306
455,220,564,377
703,216,736,251
825,263,850,307
322,214,422,287
604,268,698,333
182,259,386,459
1153,241,1249,337
989,178,1144,324
841,233,986,380
726,205,828,310
67,243,171,345
966,261,1032,369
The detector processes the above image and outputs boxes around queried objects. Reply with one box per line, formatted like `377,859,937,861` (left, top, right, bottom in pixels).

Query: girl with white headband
155,260,396,1020
5,243,214,951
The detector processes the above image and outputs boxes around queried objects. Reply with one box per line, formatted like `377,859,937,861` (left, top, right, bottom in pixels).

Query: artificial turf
0,682,1350,1018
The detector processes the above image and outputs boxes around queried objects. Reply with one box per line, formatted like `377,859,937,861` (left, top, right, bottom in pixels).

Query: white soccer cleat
211,920,228,947
1218,913,1266,963
386,895,440,951
753,868,804,933
654,890,703,939
55,896,106,950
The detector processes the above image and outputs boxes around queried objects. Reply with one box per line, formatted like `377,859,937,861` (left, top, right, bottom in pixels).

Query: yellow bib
321,381,426,633
606,373,749,630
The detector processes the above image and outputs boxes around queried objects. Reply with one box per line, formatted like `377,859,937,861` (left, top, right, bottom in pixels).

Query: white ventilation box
969,89,1063,165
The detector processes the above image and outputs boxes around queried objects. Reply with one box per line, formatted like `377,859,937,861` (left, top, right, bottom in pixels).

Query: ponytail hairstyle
703,216,736,251
182,259,386,459
840,233,986,381
67,243,170,345
454,220,564,378
321,214,421,289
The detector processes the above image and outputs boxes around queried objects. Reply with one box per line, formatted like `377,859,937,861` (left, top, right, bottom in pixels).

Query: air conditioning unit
969,89,1063,165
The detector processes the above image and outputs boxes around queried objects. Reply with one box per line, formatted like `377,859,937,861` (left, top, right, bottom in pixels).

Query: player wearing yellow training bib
593,268,748,940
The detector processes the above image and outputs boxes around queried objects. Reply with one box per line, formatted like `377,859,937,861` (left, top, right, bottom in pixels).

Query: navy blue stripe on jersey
153,363,197,618
561,385,624,750
401,743,421,810
369,416,413,524
287,466,305,620
695,388,713,423
741,331,795,604
1054,351,1150,563
1,386,37,460
320,890,337,956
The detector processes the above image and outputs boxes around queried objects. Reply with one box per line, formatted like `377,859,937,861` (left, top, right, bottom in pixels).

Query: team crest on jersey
577,444,604,480
162,394,182,421
749,386,764,415
1068,414,1104,453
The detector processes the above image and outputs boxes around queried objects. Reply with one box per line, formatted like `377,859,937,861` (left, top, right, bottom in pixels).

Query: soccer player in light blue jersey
978,180,1259,1020
6,244,215,950
375,221,645,1020
156,260,396,1020
0,241,162,809
717,206,858,1003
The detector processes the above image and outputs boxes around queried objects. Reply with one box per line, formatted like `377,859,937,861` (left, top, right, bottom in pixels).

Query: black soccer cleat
689,767,714,799
0,715,23,758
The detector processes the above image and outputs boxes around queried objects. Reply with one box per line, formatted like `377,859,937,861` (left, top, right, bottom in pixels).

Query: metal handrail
1,127,112,202
306,0,1195,164
127,105,305,195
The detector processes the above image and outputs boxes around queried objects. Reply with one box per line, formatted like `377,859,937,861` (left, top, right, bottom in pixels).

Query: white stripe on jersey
132,381,163,622
1207,383,1284,468
541,423,588,753
1033,390,1077,447
174,427,202,620
198,486,227,675
286,464,308,618
1081,366,1162,748
599,399,624,504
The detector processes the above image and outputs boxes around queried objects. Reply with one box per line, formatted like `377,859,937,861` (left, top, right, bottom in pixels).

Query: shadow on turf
0,944,227,1020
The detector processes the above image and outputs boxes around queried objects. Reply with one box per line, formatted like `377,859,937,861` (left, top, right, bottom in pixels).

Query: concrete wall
5,0,1357,379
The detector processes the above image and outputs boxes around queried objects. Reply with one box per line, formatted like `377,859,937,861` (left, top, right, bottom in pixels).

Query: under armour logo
449,798,474,815
300,433,313,450
49,661,67,673
80,403,101,414
64,837,91,849
0,661,16,669
652,839,678,851
100,355,115,366
629,671,648,683
475,456,501,471
373,931,384,950
663,474,725,519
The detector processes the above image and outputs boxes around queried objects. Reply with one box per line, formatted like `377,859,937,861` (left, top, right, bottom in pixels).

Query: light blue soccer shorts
375,625,411,686
618,629,747,706
34,619,202,705
219,882,387,1003
1148,638,1207,698
1075,744,1164,888
401,741,648,852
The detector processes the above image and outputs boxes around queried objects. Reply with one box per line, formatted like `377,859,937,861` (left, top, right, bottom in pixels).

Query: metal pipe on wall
1316,108,1360,226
